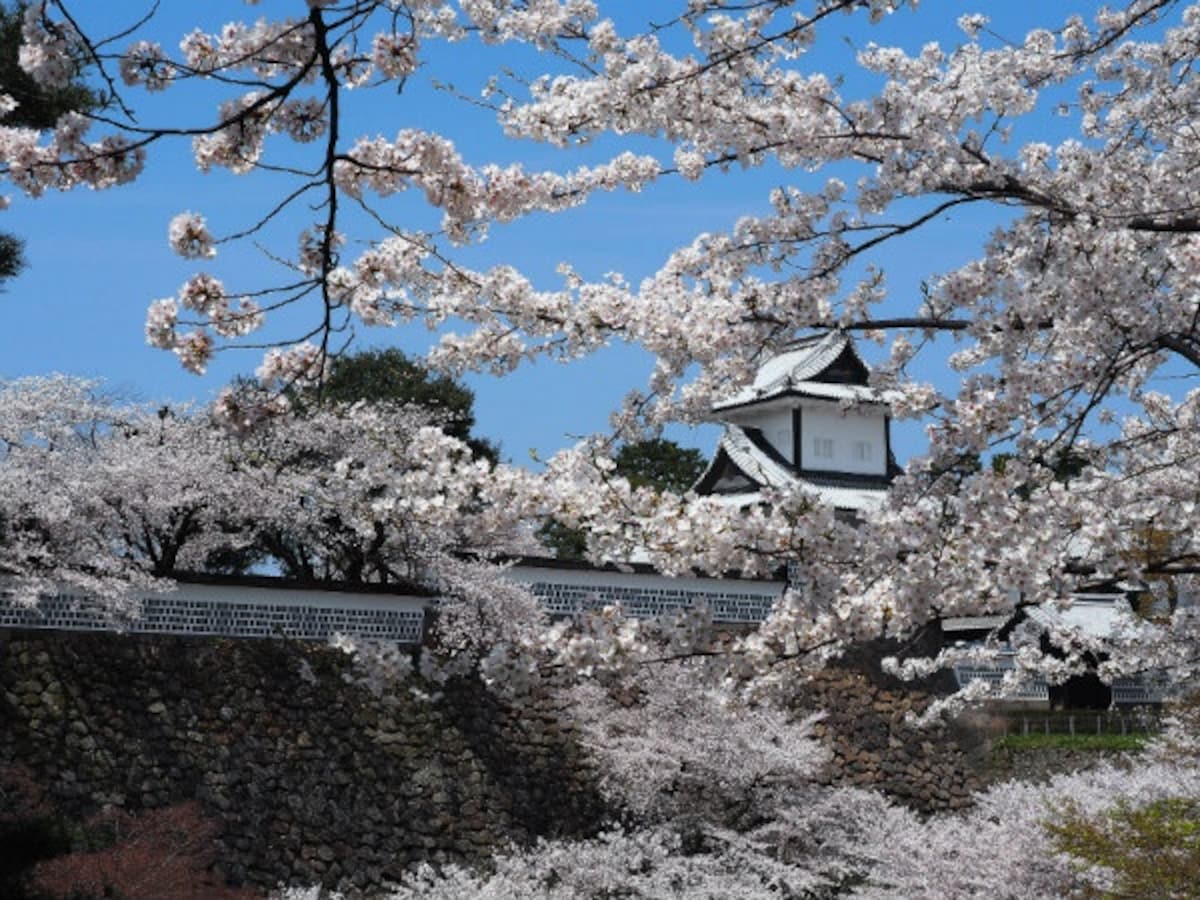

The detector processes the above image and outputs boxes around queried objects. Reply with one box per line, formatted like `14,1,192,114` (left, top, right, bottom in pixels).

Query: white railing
0,565,784,643
1111,676,1170,705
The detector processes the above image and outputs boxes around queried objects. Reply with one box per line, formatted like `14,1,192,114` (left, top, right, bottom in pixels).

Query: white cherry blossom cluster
18,2,80,89
192,92,274,175
334,128,660,242
255,343,326,388
567,661,826,822
118,40,174,91
145,271,267,368
143,298,178,350
172,329,214,375
167,212,216,260
0,379,229,607
179,17,317,79
211,384,292,434
370,32,417,79
0,376,533,611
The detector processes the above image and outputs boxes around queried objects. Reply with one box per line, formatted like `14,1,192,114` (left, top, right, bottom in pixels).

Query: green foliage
1046,798,1200,898
0,229,25,282
535,517,590,561
612,437,707,494
299,348,499,463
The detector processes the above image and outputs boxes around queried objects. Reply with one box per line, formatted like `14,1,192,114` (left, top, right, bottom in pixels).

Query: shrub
0,767,74,899
1046,797,1200,899
30,802,256,900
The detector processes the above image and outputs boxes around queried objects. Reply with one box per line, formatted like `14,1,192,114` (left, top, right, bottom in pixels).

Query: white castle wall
0,571,1165,707
0,581,427,644
505,563,785,623
0,564,786,644
800,404,887,476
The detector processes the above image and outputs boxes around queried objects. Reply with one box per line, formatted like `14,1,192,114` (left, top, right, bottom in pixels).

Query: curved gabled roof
720,424,798,490
751,332,858,394
694,424,888,512
713,332,887,411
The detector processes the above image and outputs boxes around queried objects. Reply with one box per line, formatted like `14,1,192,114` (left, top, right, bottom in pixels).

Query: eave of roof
712,333,896,412
1024,597,1142,639
721,424,799,490
504,553,787,583
714,383,893,413
169,571,437,597
942,614,1009,632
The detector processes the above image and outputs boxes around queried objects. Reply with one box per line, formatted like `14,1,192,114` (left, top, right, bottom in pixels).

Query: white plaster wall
506,564,785,599
727,407,794,462
801,404,887,475
0,582,429,641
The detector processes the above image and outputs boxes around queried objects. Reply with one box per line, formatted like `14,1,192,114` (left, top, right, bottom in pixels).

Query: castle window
853,441,873,462
812,437,834,459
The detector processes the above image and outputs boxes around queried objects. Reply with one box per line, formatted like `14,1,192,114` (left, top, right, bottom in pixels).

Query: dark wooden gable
810,343,870,385
694,449,761,495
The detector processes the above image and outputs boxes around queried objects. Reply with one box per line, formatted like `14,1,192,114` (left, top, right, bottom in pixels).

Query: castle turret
694,332,896,513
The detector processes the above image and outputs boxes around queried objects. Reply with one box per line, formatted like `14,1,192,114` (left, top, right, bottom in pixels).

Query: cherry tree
0,376,170,608
4,0,1200,696
562,660,824,820
0,377,535,616
223,398,530,583
269,738,1200,897
273,660,902,899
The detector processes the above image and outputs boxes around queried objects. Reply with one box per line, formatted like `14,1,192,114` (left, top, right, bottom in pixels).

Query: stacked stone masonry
0,630,603,895
1,629,1042,895
794,666,984,814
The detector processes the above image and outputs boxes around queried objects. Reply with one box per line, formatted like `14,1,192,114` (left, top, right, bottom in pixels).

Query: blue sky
0,1,1118,466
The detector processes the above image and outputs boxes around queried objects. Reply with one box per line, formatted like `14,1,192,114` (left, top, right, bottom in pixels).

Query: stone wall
0,627,1036,895
796,666,984,813
985,744,1139,785
0,629,603,895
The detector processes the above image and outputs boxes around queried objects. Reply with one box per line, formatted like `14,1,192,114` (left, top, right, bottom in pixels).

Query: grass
994,732,1148,752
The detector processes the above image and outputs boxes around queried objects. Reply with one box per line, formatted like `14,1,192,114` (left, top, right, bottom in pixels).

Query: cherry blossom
167,212,216,260
3,0,1200,701
0,377,532,613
